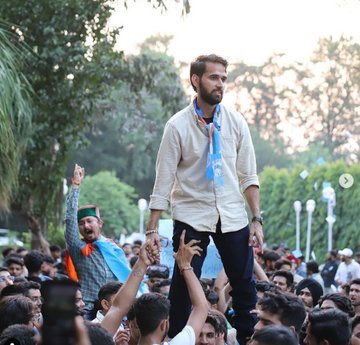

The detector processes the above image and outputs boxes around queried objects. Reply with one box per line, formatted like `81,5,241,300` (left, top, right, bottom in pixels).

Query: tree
0,24,32,212
79,171,139,237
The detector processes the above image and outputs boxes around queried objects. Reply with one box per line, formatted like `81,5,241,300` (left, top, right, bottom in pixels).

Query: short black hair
98,281,123,302
350,278,360,286
256,280,280,294
190,54,228,91
50,245,61,252
152,279,171,294
263,251,281,263
319,293,354,317
272,270,294,288
85,321,114,345
0,324,36,345
308,308,351,345
2,247,15,258
5,256,24,267
206,290,219,305
146,265,170,279
274,259,292,271
24,250,44,273
0,284,28,298
208,309,228,342
251,325,298,345
0,296,34,333
258,292,306,333
306,261,320,274
134,293,170,337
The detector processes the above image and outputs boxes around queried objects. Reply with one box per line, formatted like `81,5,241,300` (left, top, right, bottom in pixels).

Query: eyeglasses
0,275,15,283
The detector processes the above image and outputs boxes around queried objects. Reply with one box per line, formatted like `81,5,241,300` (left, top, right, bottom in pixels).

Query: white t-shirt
160,325,196,345
335,260,360,285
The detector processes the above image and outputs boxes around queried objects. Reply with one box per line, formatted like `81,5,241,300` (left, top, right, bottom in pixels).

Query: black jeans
168,220,257,345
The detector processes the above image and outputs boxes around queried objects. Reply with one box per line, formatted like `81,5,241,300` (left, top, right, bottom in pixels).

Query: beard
199,80,223,105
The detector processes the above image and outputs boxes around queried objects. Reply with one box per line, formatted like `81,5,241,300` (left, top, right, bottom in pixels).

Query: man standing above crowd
335,248,360,289
146,54,263,344
65,164,139,319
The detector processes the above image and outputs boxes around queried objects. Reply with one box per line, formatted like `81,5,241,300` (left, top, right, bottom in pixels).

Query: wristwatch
252,216,263,226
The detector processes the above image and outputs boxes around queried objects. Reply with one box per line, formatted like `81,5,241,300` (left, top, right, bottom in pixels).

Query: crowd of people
0,54,359,345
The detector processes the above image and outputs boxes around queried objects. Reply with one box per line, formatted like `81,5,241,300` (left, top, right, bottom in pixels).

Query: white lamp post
322,186,336,252
293,201,302,252
138,199,148,235
305,200,316,262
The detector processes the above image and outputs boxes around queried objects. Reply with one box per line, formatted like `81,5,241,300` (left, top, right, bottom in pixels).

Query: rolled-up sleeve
149,122,181,210
236,118,259,192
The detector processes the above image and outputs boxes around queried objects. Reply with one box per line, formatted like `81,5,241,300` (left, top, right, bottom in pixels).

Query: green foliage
46,223,66,248
260,161,360,261
78,171,139,237
0,23,33,211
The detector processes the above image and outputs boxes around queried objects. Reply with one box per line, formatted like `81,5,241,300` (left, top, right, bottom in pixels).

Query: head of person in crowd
0,295,34,333
146,264,170,291
352,315,360,345
5,255,25,277
196,310,227,345
127,304,140,345
133,293,171,342
50,245,62,261
0,267,14,292
152,278,171,298
206,290,219,310
249,325,298,345
122,243,133,258
255,280,280,300
2,247,15,259
274,259,292,272
319,293,354,317
263,251,281,273
0,284,28,299
255,291,306,335
350,278,360,312
41,255,57,278
304,308,351,345
295,278,323,310
306,261,320,276
77,205,103,243
339,247,353,264
16,247,29,257
97,281,123,317
132,240,142,256
14,276,28,284
85,321,115,345
272,271,294,292
326,250,338,262
24,250,44,280
75,286,85,316
0,324,37,345
24,281,43,318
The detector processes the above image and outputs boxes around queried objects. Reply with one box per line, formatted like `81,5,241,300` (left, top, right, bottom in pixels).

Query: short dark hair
208,309,228,342
24,250,44,273
5,256,24,267
206,290,219,305
146,264,170,279
308,309,351,345
50,245,61,252
272,270,294,288
306,261,320,274
134,293,171,337
350,278,360,286
16,247,28,254
264,251,281,263
256,280,280,294
0,284,28,298
98,281,122,302
0,296,34,333
251,325,298,345
2,247,14,258
319,293,354,317
0,324,36,345
85,322,114,345
258,292,306,333
152,279,171,294
274,259,291,271
190,54,228,91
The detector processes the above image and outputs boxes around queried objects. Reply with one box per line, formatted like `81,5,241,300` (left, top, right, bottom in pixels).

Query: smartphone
41,280,78,345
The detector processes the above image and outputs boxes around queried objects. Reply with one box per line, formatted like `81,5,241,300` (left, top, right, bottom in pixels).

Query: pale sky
111,0,360,65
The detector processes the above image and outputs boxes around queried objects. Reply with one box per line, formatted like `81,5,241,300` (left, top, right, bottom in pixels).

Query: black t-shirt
203,117,213,124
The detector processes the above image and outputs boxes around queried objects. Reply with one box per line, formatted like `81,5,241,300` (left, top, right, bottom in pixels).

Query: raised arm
65,164,85,251
101,240,154,336
174,230,209,339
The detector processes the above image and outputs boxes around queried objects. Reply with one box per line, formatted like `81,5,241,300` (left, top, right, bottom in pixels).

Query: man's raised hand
72,164,85,187
174,230,202,269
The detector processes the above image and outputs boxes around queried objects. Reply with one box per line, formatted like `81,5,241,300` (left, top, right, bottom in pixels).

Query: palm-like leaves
0,23,33,212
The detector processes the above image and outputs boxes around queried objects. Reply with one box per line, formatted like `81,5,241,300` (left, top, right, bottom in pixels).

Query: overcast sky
111,0,360,65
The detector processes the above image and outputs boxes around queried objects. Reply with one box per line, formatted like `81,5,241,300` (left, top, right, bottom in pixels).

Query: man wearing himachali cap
335,248,360,289
65,164,148,320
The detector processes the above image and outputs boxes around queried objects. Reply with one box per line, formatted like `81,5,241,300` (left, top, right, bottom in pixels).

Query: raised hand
174,230,202,269
72,164,85,187
139,239,157,266
114,328,130,345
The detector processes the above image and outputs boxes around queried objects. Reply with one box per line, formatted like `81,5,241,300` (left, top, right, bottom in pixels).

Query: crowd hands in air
0,164,359,345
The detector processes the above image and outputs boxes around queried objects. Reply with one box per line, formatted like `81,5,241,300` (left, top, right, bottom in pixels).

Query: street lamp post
138,199,148,235
322,186,336,252
305,200,316,262
293,201,302,252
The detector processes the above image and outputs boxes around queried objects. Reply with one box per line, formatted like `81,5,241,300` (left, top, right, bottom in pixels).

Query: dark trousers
168,220,257,345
